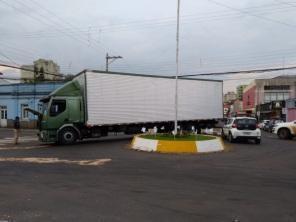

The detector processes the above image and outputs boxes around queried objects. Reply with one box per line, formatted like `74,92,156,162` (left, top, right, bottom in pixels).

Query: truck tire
59,127,78,145
278,128,291,140
255,138,261,144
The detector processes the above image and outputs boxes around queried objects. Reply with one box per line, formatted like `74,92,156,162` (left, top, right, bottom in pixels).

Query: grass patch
139,134,215,141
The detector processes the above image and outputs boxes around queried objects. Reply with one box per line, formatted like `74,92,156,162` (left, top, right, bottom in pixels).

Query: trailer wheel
278,128,291,140
59,127,78,145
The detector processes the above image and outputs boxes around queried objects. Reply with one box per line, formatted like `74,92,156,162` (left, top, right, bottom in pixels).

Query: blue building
0,82,64,128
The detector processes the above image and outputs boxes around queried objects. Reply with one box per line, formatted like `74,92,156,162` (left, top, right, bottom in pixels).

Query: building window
283,92,290,100
0,106,7,119
21,104,29,119
264,92,290,103
264,93,271,103
270,93,277,101
264,85,290,90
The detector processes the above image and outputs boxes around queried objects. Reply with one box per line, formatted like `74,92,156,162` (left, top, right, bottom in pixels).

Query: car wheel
278,128,291,140
255,138,261,144
59,127,78,145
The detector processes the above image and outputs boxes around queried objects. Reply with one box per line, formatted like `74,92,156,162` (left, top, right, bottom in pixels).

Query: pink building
243,85,256,114
286,98,296,122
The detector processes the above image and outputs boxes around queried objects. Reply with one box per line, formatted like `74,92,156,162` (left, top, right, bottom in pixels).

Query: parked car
266,119,284,133
273,120,296,139
222,117,261,144
258,120,269,129
263,120,272,131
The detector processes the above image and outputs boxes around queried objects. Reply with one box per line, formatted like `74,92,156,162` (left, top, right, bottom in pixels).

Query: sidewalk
0,128,44,149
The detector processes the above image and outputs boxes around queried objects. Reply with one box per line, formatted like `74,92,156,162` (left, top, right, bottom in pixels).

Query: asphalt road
0,129,295,222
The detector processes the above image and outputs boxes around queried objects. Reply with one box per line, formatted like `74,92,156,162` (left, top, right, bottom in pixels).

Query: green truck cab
38,77,85,144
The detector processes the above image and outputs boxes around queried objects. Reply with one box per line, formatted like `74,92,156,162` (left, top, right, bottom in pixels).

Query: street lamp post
105,53,123,72
174,0,181,135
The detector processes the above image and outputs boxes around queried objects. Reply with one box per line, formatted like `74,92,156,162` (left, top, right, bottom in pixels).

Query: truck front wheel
59,127,78,145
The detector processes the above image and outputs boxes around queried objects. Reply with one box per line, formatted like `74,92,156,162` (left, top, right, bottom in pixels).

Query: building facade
243,75,296,117
286,98,296,122
21,59,62,82
0,82,64,128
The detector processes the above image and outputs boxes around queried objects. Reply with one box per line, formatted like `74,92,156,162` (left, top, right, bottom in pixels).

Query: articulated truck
30,70,223,144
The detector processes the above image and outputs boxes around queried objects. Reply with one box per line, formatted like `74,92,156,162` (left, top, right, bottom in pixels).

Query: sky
1,0,296,91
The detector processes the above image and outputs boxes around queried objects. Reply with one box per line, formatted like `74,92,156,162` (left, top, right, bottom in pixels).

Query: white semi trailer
34,70,223,144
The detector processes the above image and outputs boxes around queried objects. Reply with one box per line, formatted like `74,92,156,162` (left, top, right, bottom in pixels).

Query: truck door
67,98,83,123
47,99,68,130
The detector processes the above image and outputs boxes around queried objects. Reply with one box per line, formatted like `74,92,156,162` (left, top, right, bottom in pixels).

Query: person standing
14,116,20,145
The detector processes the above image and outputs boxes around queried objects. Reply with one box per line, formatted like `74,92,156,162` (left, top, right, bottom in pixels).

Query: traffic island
131,134,225,154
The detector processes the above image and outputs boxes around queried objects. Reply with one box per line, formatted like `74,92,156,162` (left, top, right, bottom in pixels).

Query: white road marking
0,157,112,166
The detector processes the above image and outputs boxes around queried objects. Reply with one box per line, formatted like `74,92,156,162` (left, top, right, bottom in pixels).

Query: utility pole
174,0,181,136
105,53,123,72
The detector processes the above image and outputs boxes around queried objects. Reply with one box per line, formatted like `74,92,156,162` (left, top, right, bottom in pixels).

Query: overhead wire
0,63,65,78
206,0,296,29
1,3,293,40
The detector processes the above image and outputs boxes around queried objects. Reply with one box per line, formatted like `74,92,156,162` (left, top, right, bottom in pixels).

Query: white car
272,120,296,139
258,120,269,129
222,117,261,144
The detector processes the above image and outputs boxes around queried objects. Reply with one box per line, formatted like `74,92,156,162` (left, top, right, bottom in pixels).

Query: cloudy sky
1,0,296,91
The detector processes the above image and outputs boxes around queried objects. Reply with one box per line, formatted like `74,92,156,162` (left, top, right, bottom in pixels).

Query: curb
131,135,225,154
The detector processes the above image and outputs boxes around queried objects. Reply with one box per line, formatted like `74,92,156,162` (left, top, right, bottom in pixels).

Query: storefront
256,100,286,121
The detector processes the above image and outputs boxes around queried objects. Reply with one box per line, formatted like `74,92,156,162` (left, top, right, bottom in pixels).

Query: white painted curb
196,138,224,153
132,136,158,152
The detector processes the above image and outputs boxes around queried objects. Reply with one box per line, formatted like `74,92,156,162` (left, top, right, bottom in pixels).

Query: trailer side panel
86,71,222,125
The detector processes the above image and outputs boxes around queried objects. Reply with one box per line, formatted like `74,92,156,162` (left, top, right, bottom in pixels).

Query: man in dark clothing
14,116,20,145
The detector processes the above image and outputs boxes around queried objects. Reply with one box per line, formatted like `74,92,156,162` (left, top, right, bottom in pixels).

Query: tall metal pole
174,0,180,135
106,53,109,72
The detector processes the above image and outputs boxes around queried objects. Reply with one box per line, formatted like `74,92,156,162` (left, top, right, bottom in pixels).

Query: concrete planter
131,135,225,154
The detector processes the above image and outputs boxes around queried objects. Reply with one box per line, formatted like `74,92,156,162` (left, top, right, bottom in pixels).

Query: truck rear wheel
59,127,78,145
278,128,291,140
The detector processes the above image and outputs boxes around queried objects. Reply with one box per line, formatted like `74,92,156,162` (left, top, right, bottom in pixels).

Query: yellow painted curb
157,140,196,153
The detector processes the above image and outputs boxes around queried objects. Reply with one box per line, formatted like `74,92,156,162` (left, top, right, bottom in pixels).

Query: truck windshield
50,100,66,116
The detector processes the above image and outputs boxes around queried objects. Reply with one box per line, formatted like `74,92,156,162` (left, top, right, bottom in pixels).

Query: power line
0,76,65,82
207,0,296,29
0,0,102,54
0,50,18,65
2,3,292,39
0,63,65,78
179,65,296,77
